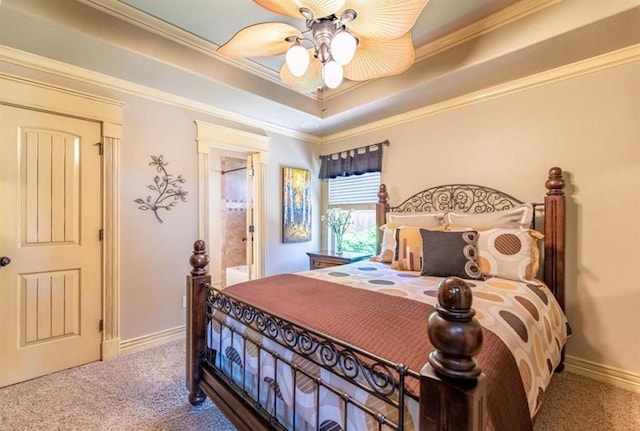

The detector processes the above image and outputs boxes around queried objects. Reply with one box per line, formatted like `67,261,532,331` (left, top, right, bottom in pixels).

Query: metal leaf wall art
134,155,188,224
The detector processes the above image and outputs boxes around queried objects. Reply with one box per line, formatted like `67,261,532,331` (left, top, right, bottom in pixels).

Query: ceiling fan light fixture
330,30,357,66
339,9,357,25
322,60,343,89
220,0,430,94
299,7,314,20
285,42,309,77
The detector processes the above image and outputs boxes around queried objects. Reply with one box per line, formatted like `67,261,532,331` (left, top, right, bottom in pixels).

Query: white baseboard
119,325,186,355
565,355,640,394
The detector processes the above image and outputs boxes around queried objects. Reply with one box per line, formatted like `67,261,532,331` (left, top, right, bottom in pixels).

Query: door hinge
94,141,104,155
99,229,104,241
248,225,255,233
99,319,104,332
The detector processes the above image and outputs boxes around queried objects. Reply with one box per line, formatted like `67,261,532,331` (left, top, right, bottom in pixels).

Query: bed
186,166,568,431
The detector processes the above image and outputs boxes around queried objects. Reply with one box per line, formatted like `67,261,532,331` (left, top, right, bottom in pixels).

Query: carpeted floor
0,340,236,431
0,339,638,430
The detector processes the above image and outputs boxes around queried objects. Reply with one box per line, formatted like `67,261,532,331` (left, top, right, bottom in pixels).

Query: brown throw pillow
420,229,483,280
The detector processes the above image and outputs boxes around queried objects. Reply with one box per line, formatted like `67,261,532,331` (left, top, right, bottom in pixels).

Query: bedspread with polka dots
297,261,570,417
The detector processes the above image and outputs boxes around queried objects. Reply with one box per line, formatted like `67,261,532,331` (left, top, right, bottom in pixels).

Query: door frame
195,121,269,282
0,73,124,360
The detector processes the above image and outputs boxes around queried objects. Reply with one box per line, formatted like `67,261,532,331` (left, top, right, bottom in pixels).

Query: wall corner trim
101,338,121,360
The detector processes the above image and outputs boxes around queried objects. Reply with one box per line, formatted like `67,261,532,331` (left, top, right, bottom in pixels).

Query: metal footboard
202,281,418,431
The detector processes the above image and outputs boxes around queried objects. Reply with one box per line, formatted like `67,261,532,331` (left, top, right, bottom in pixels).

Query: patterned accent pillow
390,225,447,271
390,226,424,271
476,228,543,282
375,211,446,264
445,203,533,230
419,229,483,280
386,211,446,227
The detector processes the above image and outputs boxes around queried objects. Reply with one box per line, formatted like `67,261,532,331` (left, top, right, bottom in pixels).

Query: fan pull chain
321,85,327,112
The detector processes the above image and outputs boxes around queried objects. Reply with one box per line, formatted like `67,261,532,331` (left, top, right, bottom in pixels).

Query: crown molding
321,44,640,144
76,0,319,100
327,0,561,100
0,45,322,144
3,42,636,146
414,0,560,62
78,0,558,102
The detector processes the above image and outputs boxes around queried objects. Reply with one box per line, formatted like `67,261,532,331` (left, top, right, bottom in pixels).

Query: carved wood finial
378,184,388,204
545,167,565,196
189,240,209,277
427,277,483,380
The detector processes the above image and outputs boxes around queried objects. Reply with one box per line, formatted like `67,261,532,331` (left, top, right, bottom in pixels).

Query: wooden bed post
420,277,486,431
186,239,210,406
544,167,566,370
376,184,390,253
544,167,565,311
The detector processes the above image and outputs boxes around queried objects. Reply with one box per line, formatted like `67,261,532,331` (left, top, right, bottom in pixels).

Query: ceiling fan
218,0,430,93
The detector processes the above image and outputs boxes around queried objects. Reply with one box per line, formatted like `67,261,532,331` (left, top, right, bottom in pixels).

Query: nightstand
306,250,372,270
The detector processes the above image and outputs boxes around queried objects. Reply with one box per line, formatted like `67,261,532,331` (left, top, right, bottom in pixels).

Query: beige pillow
475,228,543,282
446,203,533,230
386,211,446,228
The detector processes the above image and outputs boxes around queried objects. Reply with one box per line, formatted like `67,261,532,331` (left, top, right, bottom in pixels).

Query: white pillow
446,203,533,230
372,223,397,263
386,212,446,228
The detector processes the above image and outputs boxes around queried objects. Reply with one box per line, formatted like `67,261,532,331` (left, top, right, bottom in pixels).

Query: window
327,172,380,255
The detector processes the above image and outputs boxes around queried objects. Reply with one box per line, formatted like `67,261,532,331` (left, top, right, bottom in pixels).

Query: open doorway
195,121,269,288
210,150,256,287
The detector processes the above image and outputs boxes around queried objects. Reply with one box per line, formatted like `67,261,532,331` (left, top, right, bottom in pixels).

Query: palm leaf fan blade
218,22,300,57
280,55,323,93
254,0,346,19
344,33,415,81
344,0,430,40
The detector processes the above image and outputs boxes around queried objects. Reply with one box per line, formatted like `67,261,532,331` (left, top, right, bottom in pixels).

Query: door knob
0,256,10,267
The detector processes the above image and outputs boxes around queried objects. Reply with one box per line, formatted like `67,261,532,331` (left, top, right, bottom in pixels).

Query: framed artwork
282,167,311,243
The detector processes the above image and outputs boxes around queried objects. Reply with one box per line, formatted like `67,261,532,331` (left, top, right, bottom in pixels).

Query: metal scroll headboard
389,184,525,214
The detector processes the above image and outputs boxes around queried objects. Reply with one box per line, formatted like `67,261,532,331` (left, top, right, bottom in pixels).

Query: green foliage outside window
342,226,377,255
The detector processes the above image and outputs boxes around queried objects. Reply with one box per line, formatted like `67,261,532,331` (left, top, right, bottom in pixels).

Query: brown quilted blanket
225,273,532,431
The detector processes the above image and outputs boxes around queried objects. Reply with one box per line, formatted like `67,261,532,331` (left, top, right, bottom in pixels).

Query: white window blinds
328,172,380,205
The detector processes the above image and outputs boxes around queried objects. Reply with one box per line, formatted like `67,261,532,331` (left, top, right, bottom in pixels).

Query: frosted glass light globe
322,61,343,89
330,30,357,65
285,44,309,77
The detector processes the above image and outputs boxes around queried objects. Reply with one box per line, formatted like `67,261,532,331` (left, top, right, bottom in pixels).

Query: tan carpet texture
0,340,235,431
0,339,638,430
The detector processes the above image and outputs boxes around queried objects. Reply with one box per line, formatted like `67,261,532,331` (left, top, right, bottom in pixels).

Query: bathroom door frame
195,121,269,284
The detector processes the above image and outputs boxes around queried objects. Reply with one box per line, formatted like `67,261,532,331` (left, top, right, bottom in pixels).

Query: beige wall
119,100,321,339
323,61,640,376
263,133,322,275
118,97,199,340
0,0,636,379
116,101,319,341
0,61,321,342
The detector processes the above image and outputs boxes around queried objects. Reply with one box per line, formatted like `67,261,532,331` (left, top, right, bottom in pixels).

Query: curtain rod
319,140,390,160
221,166,247,175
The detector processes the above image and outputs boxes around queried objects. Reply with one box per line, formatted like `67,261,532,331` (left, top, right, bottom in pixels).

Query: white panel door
0,105,102,387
